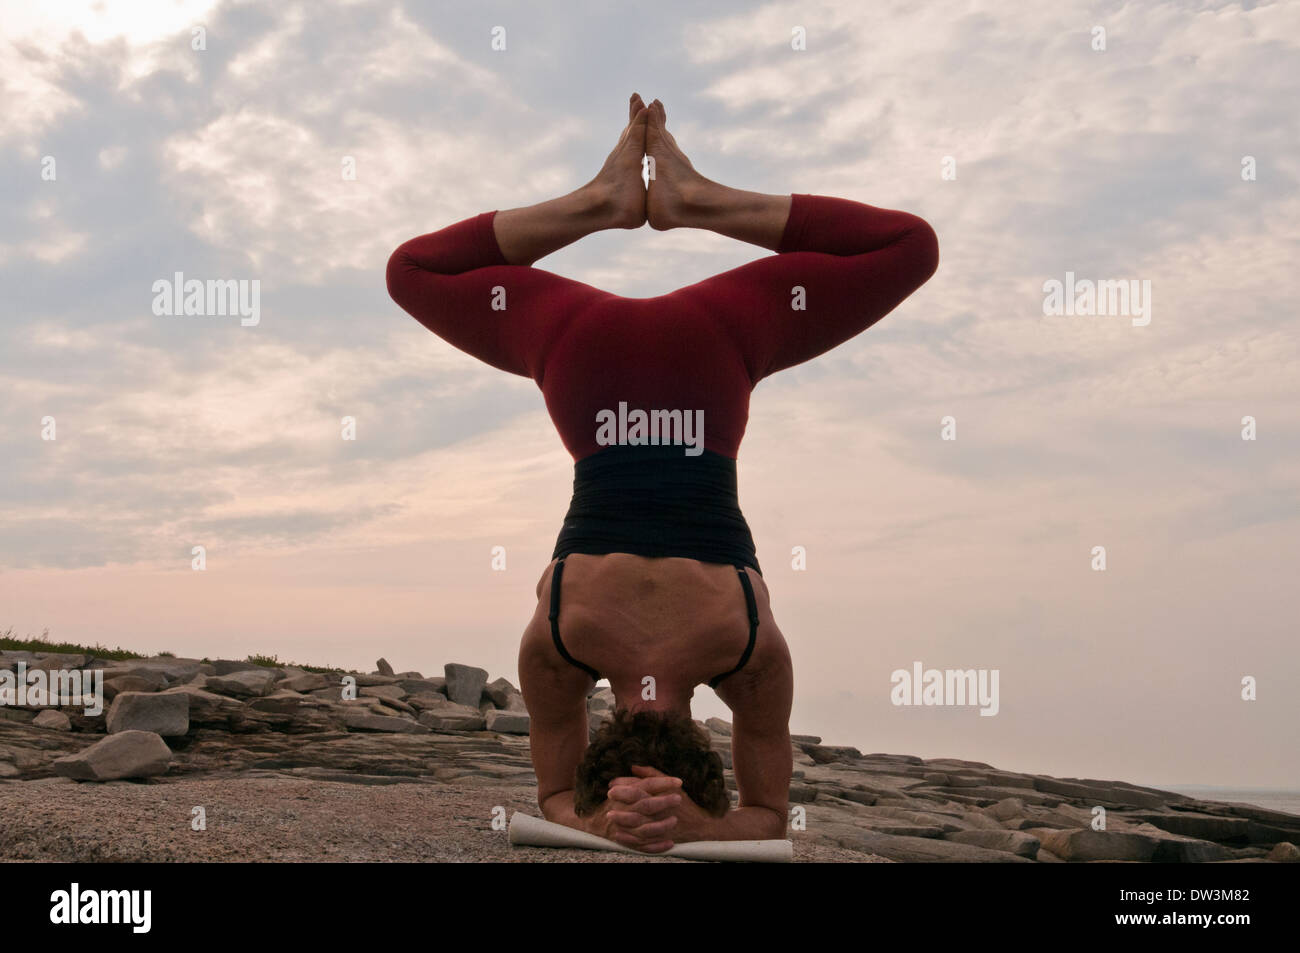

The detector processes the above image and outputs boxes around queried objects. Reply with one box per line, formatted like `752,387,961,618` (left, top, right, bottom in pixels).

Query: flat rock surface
0,776,878,863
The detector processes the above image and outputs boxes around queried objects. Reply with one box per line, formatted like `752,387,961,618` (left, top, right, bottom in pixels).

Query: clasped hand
583,765,715,853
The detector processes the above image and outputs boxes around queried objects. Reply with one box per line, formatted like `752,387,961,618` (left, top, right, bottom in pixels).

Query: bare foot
589,93,650,229
646,98,706,231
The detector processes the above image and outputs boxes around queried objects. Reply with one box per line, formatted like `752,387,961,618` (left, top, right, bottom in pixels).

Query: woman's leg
644,98,793,251
493,94,651,266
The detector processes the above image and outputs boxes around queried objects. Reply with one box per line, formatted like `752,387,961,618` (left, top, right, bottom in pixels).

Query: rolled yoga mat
507,811,793,863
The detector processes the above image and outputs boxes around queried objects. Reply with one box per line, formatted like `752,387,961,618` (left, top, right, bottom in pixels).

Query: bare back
523,553,776,696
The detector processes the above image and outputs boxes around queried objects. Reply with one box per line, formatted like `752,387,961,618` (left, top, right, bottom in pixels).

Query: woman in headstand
387,94,938,851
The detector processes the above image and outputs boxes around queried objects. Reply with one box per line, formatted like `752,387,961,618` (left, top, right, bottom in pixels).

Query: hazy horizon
2,0,1296,790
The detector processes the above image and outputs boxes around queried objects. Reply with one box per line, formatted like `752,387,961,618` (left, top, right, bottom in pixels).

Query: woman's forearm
540,788,588,831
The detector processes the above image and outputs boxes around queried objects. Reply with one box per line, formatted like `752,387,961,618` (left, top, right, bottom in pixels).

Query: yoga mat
507,812,793,863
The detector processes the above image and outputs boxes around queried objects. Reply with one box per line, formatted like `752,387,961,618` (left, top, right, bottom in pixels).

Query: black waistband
552,444,761,574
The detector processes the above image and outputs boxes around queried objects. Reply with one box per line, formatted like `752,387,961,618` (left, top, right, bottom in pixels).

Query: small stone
106,692,190,737
1267,842,1300,863
32,709,72,731
52,730,172,781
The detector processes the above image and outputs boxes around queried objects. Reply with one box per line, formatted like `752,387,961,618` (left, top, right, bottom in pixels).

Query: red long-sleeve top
386,193,938,460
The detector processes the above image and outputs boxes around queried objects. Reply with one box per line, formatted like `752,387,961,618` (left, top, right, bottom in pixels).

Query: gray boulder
375,658,395,676
485,677,527,711
32,709,72,731
52,730,172,781
106,692,190,736
417,701,486,732
205,669,278,698
1036,829,1158,862
160,685,244,724
103,675,164,700
444,663,488,707
945,830,1041,858
279,673,328,693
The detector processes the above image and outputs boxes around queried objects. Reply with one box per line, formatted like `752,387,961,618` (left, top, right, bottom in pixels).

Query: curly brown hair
574,707,729,817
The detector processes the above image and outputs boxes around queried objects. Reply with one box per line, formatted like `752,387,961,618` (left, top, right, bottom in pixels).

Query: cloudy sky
1,0,1296,790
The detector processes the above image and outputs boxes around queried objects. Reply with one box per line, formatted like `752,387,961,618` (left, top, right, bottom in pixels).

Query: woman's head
573,707,729,817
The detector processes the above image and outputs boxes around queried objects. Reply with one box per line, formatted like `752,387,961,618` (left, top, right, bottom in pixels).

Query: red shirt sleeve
386,210,608,381
677,193,939,384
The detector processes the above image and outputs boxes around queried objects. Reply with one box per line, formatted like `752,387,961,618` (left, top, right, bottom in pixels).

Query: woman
386,94,939,852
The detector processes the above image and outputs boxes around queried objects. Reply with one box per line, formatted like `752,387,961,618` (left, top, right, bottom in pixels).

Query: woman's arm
670,192,940,384
385,198,611,379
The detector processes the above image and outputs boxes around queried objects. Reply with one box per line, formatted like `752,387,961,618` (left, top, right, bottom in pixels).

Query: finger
606,809,679,834
623,815,679,838
610,774,681,794
629,793,683,816
607,784,651,805
605,808,669,829
629,764,678,780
